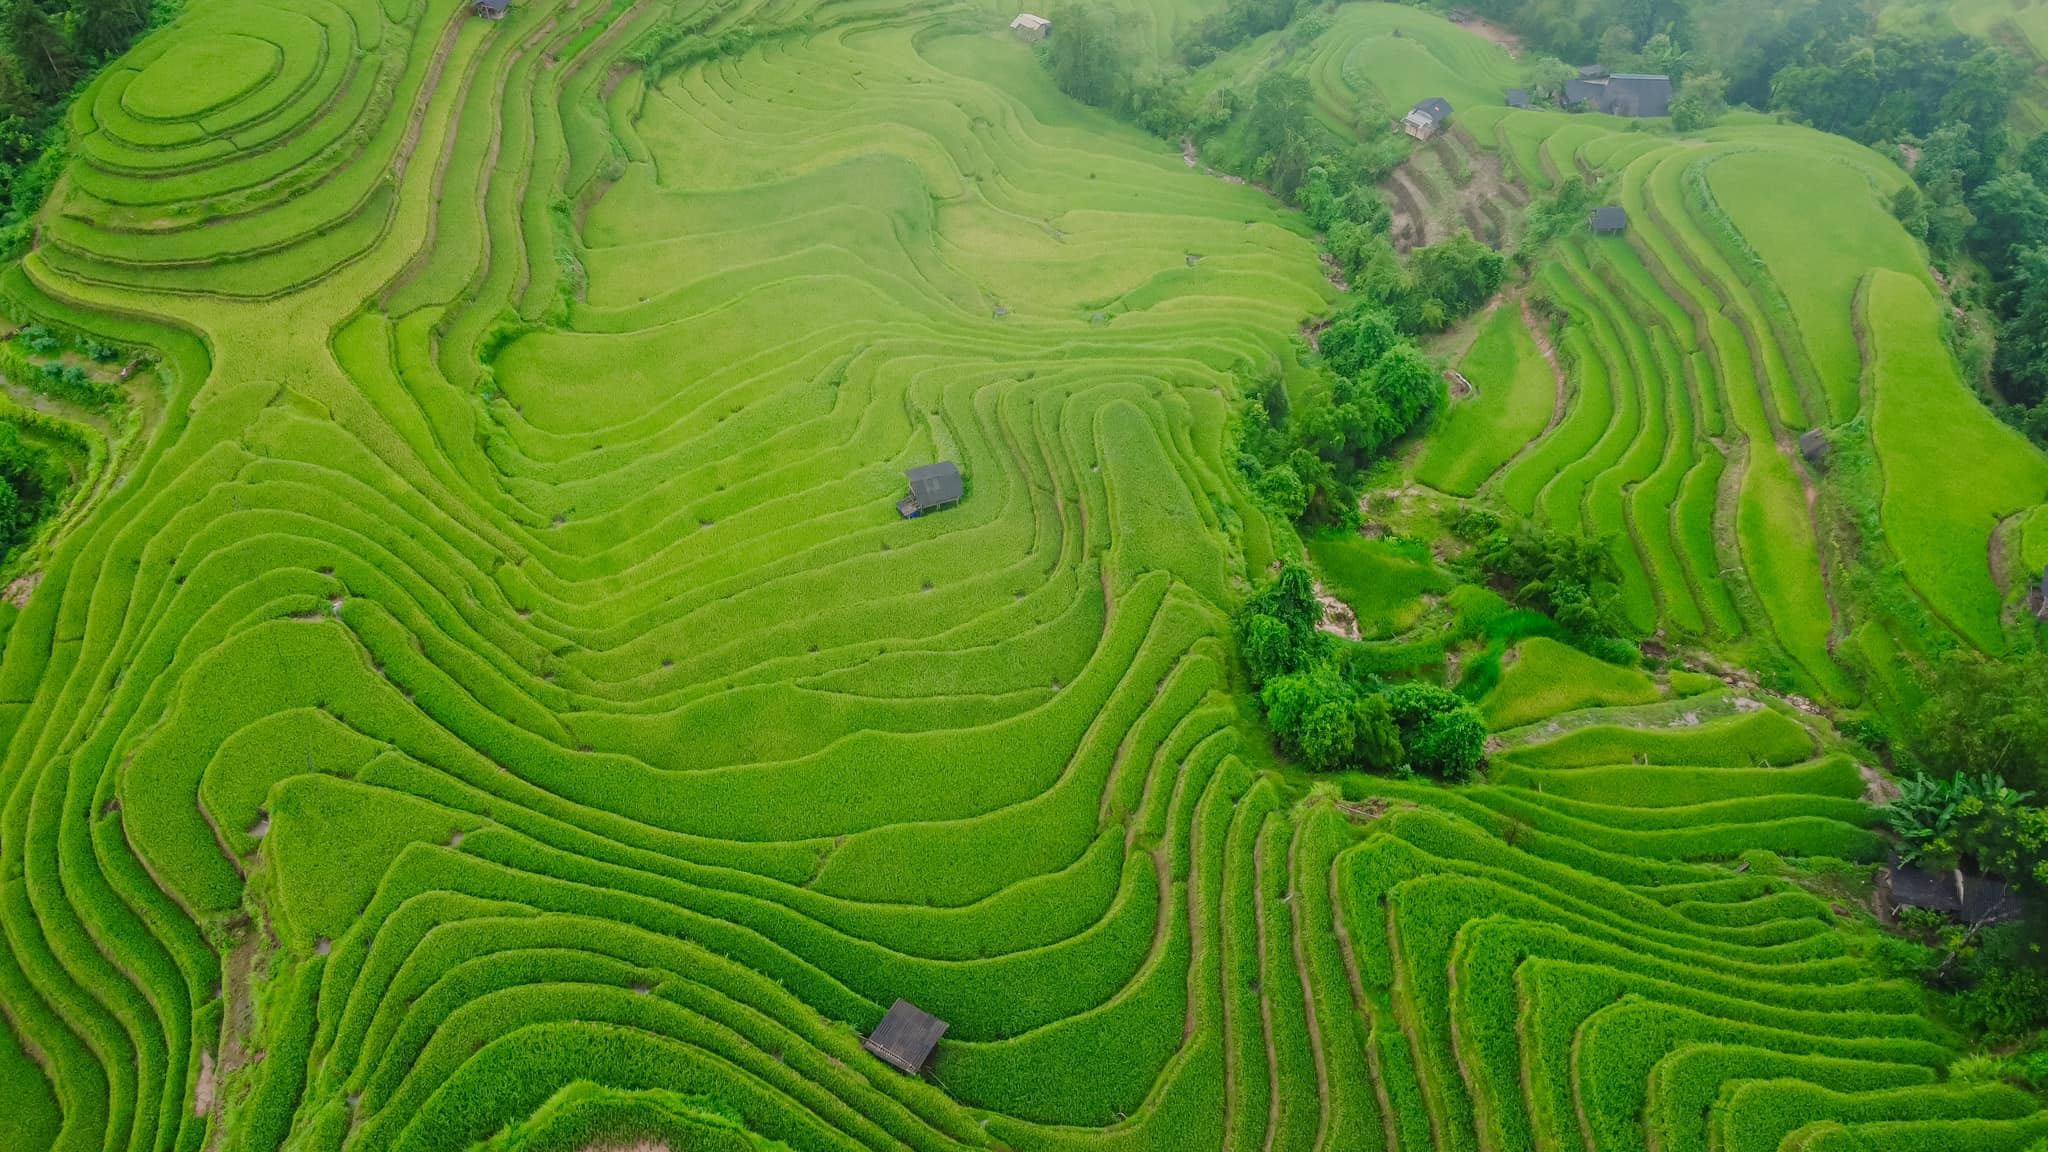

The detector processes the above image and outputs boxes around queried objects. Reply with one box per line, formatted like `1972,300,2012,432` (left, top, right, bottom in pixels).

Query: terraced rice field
1353,11,2048,699
2,0,2045,1149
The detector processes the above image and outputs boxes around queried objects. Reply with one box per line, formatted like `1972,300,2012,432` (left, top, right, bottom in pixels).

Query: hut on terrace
1882,853,2025,926
898,461,963,518
473,0,508,19
1010,12,1049,41
1405,97,1453,140
2029,565,2048,620
865,1000,948,1075
1565,72,1671,116
1798,428,1830,467
1590,206,1628,235
1505,88,1531,109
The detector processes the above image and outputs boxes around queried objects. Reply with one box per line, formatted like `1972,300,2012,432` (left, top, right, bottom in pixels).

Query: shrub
1385,682,1486,781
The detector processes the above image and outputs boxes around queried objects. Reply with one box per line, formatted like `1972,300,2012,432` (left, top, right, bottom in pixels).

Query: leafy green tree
1233,561,1327,684
1408,231,1507,324
74,0,146,61
1669,70,1725,131
1045,3,1124,109
1319,305,1400,378
1473,519,1625,638
7,0,74,101
1970,172,2048,277
1907,648,2048,795
1368,344,1440,429
1385,682,1487,781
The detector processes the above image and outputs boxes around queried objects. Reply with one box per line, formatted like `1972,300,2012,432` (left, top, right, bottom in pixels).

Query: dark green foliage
73,0,146,61
1234,560,1327,685
1235,304,1442,527
1261,666,1402,772
5,0,73,102
1521,176,1604,252
1044,3,1126,110
1669,70,1725,131
1471,518,1626,640
1384,682,1486,782
1906,648,2048,796
0,419,55,559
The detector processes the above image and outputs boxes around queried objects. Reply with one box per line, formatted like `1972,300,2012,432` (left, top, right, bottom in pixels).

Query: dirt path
1454,14,1522,57
1522,296,1569,438
1989,509,2024,595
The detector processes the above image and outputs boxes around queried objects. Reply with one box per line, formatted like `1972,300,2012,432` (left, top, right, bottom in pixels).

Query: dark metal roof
1799,429,1828,464
1887,855,1962,913
1590,206,1628,232
475,0,508,11
906,461,962,509
1563,78,1606,107
1603,74,1672,117
1411,97,1452,121
1963,874,2023,924
1505,89,1530,108
864,1000,947,1075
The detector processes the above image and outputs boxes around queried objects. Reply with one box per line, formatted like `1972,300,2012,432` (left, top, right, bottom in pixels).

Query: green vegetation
0,1,2044,1151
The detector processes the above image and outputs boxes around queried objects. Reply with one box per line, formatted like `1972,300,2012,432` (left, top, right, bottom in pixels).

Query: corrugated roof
864,1000,948,1075
906,461,963,509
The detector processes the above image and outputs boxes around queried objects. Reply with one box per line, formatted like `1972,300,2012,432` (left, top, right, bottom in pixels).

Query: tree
1368,344,1440,430
1995,246,2048,407
1409,231,1507,324
1969,172,2048,278
1046,3,1124,109
1906,648,2048,795
1233,561,1327,685
1319,304,1400,379
1385,682,1486,781
7,0,74,102
75,0,147,62
1669,70,1725,132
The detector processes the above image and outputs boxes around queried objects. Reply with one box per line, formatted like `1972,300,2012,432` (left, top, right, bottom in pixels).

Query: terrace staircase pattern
0,1,2044,1151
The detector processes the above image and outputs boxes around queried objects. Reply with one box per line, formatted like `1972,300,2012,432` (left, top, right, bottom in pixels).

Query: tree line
0,0,159,253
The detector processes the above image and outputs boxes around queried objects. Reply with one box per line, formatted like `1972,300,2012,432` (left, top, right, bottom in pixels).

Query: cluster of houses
1403,64,1672,142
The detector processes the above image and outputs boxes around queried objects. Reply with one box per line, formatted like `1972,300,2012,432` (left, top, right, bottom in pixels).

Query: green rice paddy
0,1,2044,1150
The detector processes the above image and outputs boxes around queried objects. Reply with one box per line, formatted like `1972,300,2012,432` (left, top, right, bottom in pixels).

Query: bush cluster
1235,561,1486,780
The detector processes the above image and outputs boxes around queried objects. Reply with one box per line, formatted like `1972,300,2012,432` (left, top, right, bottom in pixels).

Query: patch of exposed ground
1452,13,1521,56
1859,763,1901,806
1314,578,1362,641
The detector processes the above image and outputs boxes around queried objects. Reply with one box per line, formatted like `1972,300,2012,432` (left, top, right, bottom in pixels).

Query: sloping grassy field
0,1,2043,1150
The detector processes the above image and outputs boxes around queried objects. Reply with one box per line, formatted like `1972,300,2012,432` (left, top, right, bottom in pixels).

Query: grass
1414,300,1556,497
1307,533,1451,638
0,4,2039,1152
1864,270,2048,650
1480,637,1662,730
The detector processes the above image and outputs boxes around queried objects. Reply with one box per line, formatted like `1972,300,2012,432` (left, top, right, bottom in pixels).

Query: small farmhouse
1404,97,1452,141
865,1000,948,1075
1882,853,2024,926
1590,206,1627,235
898,461,963,518
1010,12,1049,41
1504,88,1530,109
1563,72,1671,117
473,0,507,18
